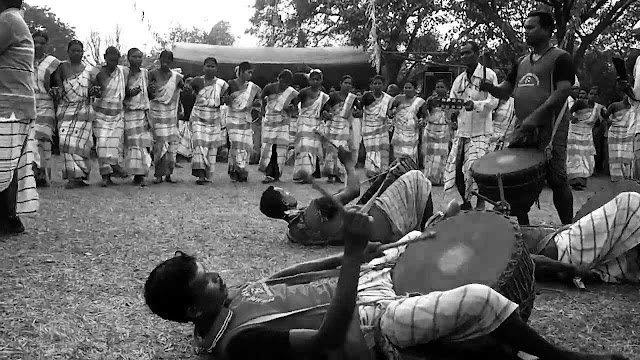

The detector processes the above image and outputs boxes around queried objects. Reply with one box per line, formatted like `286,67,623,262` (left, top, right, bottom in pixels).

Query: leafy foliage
23,3,76,60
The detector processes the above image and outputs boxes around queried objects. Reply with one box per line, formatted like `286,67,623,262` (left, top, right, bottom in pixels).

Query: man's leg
379,284,626,360
454,138,468,208
547,143,574,225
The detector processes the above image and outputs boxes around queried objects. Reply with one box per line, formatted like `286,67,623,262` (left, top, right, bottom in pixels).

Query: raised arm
334,147,361,205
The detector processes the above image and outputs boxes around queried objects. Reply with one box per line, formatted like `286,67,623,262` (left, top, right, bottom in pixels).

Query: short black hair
370,75,385,84
528,11,555,34
461,40,480,54
144,252,198,323
204,57,218,66
238,61,252,73
278,69,293,81
260,186,288,219
159,50,174,61
435,78,448,88
67,39,83,51
341,75,353,84
105,46,120,57
127,47,142,58
32,30,49,43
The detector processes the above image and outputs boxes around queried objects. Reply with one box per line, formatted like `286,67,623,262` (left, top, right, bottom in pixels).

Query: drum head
573,180,640,222
392,211,518,295
471,148,545,176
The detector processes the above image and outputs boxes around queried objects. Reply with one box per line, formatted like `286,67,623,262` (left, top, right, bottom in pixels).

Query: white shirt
450,63,499,137
628,57,640,135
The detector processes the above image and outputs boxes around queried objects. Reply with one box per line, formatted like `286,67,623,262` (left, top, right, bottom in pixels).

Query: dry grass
0,156,638,360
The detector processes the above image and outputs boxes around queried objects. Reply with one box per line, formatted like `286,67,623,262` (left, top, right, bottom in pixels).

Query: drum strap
544,84,569,160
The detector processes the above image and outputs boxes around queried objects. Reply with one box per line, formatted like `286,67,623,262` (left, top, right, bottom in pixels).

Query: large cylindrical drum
471,148,547,216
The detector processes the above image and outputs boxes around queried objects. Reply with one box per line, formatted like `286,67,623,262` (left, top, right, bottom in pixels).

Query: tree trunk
382,53,404,85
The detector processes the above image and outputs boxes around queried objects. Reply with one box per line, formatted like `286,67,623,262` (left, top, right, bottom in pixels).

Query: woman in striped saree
423,80,452,185
188,57,229,185
361,75,393,178
53,40,94,189
567,87,602,190
604,96,634,181
324,75,358,183
31,30,60,187
389,80,426,162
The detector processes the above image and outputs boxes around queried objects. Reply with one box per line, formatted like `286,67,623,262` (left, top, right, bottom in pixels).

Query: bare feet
165,175,177,183
153,176,164,184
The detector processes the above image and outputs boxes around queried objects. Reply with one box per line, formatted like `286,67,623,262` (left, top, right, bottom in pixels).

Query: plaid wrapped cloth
443,135,490,201
149,70,183,173
324,93,356,177
608,108,634,181
33,55,61,141
547,192,640,283
567,107,599,179
190,79,229,177
228,81,260,152
263,86,298,145
358,231,518,355
423,106,451,185
391,96,424,161
0,116,38,215
490,97,515,151
363,93,392,174
93,66,126,175
293,92,329,178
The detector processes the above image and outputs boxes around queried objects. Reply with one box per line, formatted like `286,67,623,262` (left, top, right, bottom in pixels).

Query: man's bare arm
523,80,572,127
482,81,515,101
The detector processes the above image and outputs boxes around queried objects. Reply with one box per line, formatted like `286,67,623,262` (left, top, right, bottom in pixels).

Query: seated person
526,191,640,284
259,147,433,246
145,210,627,360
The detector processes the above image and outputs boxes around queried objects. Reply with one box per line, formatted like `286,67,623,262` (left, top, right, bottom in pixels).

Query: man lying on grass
259,148,434,246
145,213,627,359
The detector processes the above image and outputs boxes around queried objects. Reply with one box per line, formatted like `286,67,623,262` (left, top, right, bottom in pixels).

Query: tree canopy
23,3,76,60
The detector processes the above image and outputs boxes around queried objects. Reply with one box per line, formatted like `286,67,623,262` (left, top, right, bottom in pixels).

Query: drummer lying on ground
145,213,627,359
260,149,433,246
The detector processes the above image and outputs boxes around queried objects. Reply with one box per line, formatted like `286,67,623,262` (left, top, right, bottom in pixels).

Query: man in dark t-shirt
480,10,575,225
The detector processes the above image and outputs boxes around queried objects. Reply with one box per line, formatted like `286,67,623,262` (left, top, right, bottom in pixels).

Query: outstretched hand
342,210,373,256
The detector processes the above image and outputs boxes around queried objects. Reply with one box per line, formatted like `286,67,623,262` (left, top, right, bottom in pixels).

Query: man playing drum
480,10,575,225
144,204,627,360
260,149,433,246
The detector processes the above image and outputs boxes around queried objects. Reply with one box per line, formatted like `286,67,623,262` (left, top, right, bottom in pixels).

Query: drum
471,148,547,216
392,210,536,322
357,156,419,205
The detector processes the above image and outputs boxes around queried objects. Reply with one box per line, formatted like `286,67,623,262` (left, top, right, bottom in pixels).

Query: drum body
471,148,547,216
392,210,536,322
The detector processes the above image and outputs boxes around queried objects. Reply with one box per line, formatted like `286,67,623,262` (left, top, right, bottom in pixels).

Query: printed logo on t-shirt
517,73,540,88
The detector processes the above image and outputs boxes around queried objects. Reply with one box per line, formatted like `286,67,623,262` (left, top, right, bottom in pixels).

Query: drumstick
304,172,346,214
358,161,402,214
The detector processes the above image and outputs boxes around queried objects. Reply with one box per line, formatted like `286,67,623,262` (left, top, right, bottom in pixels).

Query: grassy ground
0,156,638,360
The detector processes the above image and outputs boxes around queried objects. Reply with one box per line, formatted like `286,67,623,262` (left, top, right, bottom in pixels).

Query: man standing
149,50,184,184
93,46,128,187
123,48,152,186
0,0,39,234
259,69,298,184
481,11,575,225
226,62,261,182
444,40,499,210
31,29,60,187
292,69,330,183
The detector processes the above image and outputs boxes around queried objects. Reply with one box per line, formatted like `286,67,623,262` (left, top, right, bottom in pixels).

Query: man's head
203,57,218,78
127,48,143,69
579,88,588,100
386,83,401,97
104,46,120,69
159,50,174,70
570,79,580,99
32,30,48,58
277,69,293,88
238,61,253,82
525,11,555,47
403,80,417,98
145,251,228,323
435,79,448,97
370,75,385,93
340,75,353,93
67,40,84,64
460,40,480,68
259,186,298,220
309,69,323,90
